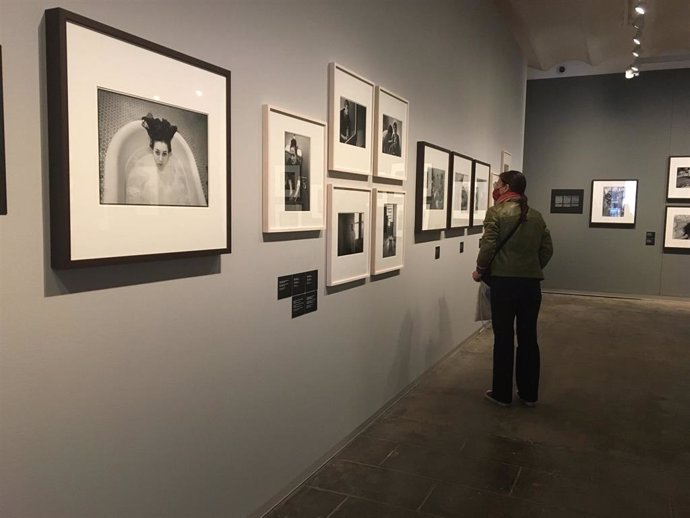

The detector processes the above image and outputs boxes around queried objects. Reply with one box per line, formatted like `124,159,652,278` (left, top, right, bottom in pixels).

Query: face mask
492,188,502,201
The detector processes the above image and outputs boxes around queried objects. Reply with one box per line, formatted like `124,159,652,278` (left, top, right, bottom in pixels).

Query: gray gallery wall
0,1,526,517
524,69,690,298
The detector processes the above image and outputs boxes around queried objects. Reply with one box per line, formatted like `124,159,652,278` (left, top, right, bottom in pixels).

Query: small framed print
448,152,472,228
327,184,371,286
328,63,374,176
371,188,405,274
471,159,491,227
374,86,408,180
262,105,326,232
0,45,6,215
667,156,690,201
589,179,638,227
663,206,690,252
415,141,450,232
550,189,584,214
501,150,512,173
45,8,231,268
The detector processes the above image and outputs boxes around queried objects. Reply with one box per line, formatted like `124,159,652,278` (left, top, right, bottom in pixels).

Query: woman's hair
499,170,529,221
141,113,177,152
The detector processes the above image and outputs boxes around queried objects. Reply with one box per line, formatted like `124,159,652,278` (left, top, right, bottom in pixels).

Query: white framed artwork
327,184,371,286
415,141,450,232
589,179,638,227
371,188,405,274
667,156,690,201
328,63,374,176
374,86,408,180
663,206,690,252
262,105,326,232
501,150,512,173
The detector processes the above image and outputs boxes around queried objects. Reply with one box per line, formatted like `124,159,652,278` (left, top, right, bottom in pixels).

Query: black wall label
292,294,306,318
645,232,655,246
277,275,292,300
305,270,318,292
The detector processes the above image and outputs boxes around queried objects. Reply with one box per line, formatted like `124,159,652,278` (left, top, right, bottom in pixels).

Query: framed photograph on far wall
45,8,231,268
371,188,405,274
448,152,473,228
262,105,326,233
501,150,512,173
374,86,408,180
589,179,638,227
415,142,450,232
667,156,690,201
663,206,690,253
327,184,371,286
328,62,374,176
471,159,491,227
0,45,6,215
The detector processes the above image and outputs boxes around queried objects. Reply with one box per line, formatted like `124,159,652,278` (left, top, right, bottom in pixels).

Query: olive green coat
477,201,553,279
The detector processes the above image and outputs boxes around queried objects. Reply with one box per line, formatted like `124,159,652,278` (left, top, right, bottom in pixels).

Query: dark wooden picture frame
666,156,690,202
589,179,638,228
0,45,7,216
415,141,451,233
663,206,690,254
470,159,491,228
447,151,473,229
45,8,231,268
550,188,584,214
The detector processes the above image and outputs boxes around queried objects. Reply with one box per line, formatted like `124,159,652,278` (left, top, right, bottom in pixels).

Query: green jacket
477,201,553,279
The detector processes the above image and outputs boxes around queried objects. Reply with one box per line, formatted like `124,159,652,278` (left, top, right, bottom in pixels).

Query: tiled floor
266,294,690,517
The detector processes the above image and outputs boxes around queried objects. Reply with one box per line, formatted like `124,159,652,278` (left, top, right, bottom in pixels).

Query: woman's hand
472,270,482,282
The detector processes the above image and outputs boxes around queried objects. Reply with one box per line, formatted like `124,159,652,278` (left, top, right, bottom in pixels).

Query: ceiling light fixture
633,35,641,46
635,2,647,15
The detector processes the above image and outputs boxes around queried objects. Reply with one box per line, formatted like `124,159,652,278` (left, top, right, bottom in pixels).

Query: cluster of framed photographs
262,62,409,287
415,142,490,233
664,156,690,252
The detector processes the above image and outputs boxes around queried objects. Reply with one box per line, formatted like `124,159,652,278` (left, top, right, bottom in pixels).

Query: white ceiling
494,0,690,76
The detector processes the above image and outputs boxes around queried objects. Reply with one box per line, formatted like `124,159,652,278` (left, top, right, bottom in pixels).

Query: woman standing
472,170,553,407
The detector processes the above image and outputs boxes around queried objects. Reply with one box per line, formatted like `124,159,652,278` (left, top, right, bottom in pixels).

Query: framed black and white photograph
471,159,491,227
46,8,230,268
589,180,638,227
0,45,6,215
663,206,690,252
374,86,408,180
550,189,584,214
667,156,690,201
328,63,374,176
415,142,450,232
262,105,326,232
501,150,512,173
327,184,371,286
448,152,473,228
371,188,405,274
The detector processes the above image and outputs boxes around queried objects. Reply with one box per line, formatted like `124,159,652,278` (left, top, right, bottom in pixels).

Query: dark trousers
490,277,542,404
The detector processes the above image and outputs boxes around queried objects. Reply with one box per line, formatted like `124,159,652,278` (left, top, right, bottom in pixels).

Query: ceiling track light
635,2,647,15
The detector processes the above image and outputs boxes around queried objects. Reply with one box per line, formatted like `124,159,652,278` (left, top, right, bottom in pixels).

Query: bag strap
488,218,523,266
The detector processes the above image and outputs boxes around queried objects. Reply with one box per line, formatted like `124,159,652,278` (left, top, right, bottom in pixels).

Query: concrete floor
265,294,690,518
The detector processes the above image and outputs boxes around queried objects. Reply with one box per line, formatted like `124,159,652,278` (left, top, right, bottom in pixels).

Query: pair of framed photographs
328,63,409,180
45,8,231,268
664,156,690,252
326,185,405,286
415,142,490,233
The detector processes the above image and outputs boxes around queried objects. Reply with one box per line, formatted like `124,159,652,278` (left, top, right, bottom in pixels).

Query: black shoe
517,393,537,407
484,390,510,407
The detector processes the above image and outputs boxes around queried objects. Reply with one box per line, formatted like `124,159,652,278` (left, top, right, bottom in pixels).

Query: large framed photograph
448,152,473,228
327,184,371,286
663,206,690,252
371,188,405,274
0,45,6,215
328,63,374,176
374,87,408,180
667,156,690,201
589,179,638,227
45,8,230,268
415,142,450,232
262,105,325,232
471,159,491,227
